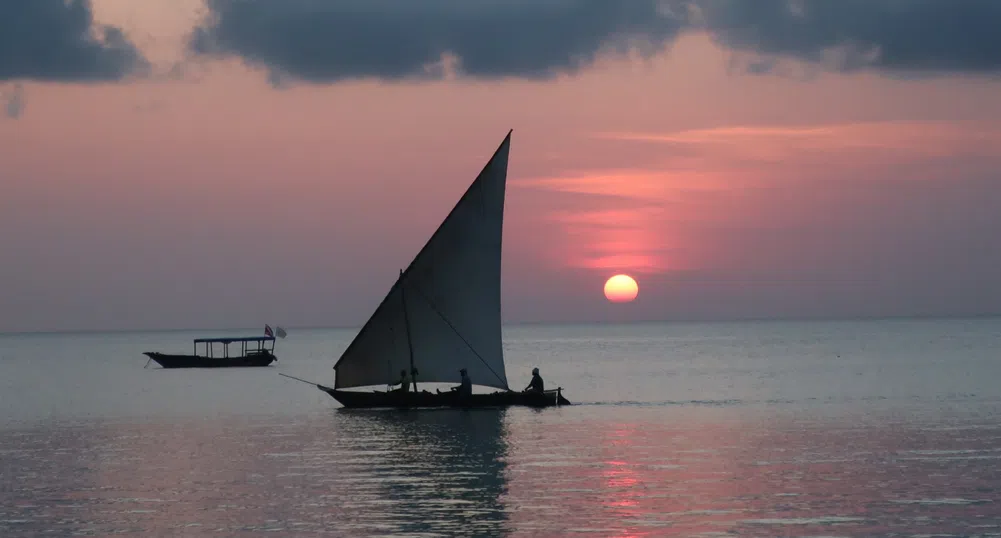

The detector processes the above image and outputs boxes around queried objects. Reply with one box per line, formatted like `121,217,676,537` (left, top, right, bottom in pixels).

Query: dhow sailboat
288,131,570,408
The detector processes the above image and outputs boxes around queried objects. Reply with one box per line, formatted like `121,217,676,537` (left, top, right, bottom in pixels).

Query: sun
604,274,639,303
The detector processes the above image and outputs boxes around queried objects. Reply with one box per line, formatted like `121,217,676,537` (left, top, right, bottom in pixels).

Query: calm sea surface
2,319,1001,537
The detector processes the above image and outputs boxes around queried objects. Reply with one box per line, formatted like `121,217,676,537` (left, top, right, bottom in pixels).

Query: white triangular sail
333,131,512,391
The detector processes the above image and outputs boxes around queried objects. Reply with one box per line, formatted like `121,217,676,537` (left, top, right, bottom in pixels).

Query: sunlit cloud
516,171,671,200
515,169,733,200
558,214,680,273
595,121,1001,164
549,207,666,227
517,181,693,274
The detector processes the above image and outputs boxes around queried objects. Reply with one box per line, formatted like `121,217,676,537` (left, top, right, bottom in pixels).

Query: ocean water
2,319,1001,537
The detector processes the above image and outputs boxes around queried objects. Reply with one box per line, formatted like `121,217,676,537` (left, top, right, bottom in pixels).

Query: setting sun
603,274,639,303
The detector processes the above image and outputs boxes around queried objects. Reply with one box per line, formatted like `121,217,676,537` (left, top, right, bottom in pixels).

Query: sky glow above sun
604,275,639,303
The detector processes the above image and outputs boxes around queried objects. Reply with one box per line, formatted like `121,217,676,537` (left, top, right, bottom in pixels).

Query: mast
400,269,417,391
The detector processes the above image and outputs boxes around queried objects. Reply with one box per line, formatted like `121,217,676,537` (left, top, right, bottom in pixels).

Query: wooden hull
319,385,571,409
144,352,276,368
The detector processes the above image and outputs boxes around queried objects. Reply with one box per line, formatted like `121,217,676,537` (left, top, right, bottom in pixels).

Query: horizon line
2,312,999,337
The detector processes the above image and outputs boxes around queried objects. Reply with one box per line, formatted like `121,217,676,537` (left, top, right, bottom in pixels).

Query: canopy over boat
333,131,512,391
193,336,276,344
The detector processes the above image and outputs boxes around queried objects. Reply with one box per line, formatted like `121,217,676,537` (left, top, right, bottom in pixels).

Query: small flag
264,324,274,337
276,326,287,339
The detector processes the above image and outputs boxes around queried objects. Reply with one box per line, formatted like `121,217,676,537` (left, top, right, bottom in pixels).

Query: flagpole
266,325,286,356
265,324,275,355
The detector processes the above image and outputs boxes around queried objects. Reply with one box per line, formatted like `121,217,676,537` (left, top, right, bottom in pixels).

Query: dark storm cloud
699,0,1001,75
190,0,1001,84
189,0,691,83
0,0,147,82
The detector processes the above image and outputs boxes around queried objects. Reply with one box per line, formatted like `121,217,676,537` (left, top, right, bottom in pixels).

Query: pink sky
2,1,1001,332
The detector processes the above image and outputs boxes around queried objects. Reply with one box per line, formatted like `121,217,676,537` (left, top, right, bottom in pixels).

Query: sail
333,131,512,390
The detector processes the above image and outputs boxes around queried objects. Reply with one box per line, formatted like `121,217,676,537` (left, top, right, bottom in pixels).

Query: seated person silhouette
524,367,544,393
445,368,472,398
393,369,410,393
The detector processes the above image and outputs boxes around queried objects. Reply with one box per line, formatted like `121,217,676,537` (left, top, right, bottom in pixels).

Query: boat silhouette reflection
334,408,511,535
